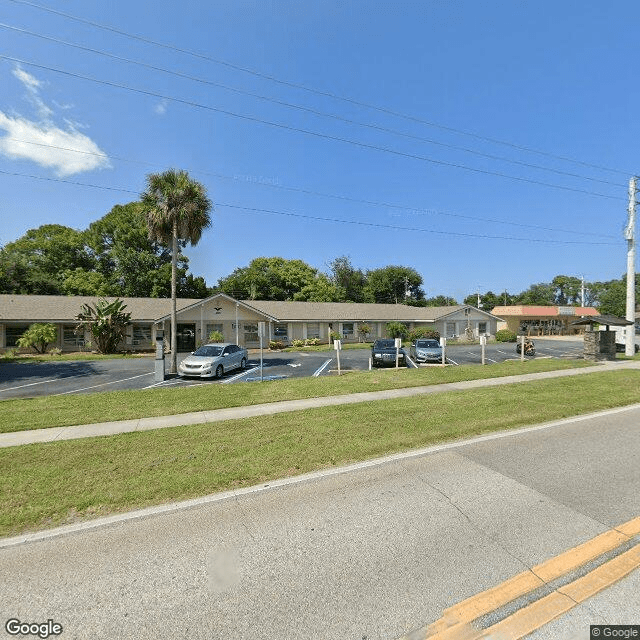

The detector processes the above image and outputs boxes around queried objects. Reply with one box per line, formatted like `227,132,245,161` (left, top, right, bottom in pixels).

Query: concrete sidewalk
2,360,639,449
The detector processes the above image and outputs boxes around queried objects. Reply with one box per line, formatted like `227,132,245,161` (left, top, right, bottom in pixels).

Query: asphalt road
2,405,639,639
0,339,586,399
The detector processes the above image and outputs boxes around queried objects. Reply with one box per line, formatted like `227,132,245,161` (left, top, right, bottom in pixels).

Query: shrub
48,347,62,356
357,324,371,342
292,339,305,348
496,329,517,342
16,323,58,354
2,348,18,359
329,330,341,343
409,327,440,342
304,338,321,346
208,330,224,343
386,321,409,339
269,340,285,350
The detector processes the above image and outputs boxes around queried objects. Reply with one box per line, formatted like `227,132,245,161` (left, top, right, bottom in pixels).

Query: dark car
371,339,406,368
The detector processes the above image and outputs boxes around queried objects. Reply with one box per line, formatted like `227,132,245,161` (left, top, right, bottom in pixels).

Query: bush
409,327,440,342
16,323,58,354
292,339,305,348
386,321,409,339
304,338,321,346
269,340,285,350
496,329,517,342
208,330,224,343
329,330,341,343
48,347,62,356
357,324,371,342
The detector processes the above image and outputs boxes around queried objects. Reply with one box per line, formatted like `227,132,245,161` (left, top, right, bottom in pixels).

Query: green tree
16,323,58,353
293,275,344,302
357,323,371,342
363,266,424,304
515,282,555,305
551,275,582,305
424,295,458,307
0,224,94,294
76,299,132,354
327,256,367,302
142,169,213,373
218,257,318,300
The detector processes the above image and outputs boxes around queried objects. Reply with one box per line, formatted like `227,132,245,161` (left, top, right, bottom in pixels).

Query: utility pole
580,276,586,307
625,177,637,357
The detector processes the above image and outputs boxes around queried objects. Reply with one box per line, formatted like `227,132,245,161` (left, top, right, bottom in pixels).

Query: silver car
177,343,248,379
410,338,443,363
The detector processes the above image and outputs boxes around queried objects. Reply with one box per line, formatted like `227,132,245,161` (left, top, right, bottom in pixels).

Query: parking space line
0,378,59,392
221,366,255,384
406,355,418,368
52,372,153,396
312,359,332,377
447,357,459,365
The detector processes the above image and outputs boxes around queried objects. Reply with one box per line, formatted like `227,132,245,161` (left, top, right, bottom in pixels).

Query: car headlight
374,353,381,357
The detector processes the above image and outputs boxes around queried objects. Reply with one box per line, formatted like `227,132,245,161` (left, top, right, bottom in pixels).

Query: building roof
0,295,200,323
240,300,491,322
572,314,634,327
491,305,599,317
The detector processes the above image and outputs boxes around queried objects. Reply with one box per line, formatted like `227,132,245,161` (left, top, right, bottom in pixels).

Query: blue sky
1,0,638,303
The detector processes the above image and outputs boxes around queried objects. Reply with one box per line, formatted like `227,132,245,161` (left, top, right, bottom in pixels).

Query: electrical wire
0,54,625,202
0,169,621,246
4,0,635,177
0,137,620,239
0,22,627,190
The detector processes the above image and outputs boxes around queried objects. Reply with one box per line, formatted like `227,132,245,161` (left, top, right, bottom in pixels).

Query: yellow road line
401,515,640,640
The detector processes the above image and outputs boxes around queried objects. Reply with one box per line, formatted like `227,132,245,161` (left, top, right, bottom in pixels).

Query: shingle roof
0,295,200,322
241,300,471,322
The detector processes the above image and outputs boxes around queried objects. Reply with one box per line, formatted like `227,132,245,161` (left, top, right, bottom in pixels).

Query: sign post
395,337,402,369
258,322,265,382
440,336,446,366
334,339,342,375
480,335,486,365
520,335,525,362
154,330,165,382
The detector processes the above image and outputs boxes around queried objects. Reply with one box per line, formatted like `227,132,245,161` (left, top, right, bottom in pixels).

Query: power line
0,21,627,190
0,54,624,202
4,0,635,178
0,139,620,239
0,169,621,246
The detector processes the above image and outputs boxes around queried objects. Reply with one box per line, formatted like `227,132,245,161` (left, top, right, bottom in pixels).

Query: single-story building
0,293,503,352
491,305,599,336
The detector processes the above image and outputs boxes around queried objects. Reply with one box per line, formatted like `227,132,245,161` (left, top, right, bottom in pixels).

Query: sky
1,0,639,303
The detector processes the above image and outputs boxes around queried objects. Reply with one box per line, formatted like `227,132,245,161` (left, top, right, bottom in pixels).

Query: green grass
0,358,594,433
1,369,639,538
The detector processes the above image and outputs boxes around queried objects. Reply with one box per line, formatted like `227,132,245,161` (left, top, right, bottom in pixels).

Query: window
478,322,487,335
206,323,224,340
274,323,288,338
307,323,320,339
63,325,84,348
342,323,354,338
446,322,457,337
132,325,152,346
244,323,259,343
5,325,29,347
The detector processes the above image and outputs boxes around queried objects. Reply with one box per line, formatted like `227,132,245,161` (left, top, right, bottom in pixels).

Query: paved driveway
0,339,589,399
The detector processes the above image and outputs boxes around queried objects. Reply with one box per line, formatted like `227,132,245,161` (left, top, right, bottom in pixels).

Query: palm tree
142,169,212,374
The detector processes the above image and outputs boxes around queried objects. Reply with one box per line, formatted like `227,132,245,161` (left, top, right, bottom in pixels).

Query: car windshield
192,345,223,357
374,340,396,349
416,340,440,348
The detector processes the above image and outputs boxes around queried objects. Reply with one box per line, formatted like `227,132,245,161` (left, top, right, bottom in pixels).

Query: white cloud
154,99,168,115
0,113,111,176
0,64,110,176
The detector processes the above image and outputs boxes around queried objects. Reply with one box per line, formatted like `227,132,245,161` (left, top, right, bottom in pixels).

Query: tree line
1,200,637,317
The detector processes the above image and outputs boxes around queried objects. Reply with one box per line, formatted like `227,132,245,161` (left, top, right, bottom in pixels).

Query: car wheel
240,357,247,370
215,365,224,379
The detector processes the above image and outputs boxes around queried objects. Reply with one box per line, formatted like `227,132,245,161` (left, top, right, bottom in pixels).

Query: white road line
406,355,417,368
221,366,255,384
312,359,332,377
447,358,459,365
0,378,59,392
52,372,153,396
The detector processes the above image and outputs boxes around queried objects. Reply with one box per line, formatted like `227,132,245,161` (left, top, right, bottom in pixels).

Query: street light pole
625,177,637,357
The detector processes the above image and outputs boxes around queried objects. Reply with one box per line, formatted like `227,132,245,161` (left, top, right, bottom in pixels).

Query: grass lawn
0,358,594,433
1,369,639,538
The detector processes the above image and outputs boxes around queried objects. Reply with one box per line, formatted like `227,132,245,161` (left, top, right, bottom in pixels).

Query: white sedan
177,343,248,379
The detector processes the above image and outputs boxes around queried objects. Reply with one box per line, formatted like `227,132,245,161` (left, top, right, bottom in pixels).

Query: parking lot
0,338,593,400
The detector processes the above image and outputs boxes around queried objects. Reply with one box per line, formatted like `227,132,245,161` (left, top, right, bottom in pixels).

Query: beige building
1,293,502,352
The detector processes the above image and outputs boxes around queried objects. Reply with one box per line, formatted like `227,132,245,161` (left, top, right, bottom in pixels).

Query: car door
225,345,240,370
